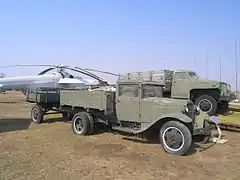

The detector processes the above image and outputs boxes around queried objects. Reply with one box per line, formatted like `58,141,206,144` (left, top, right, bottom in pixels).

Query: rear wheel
82,112,94,135
195,95,217,116
31,104,44,124
159,121,192,156
71,112,91,136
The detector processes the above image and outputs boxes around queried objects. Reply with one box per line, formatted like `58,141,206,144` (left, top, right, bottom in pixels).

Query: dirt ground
0,91,240,180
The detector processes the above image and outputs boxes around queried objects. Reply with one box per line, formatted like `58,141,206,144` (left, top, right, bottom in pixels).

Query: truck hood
141,97,193,118
192,79,219,88
143,97,189,106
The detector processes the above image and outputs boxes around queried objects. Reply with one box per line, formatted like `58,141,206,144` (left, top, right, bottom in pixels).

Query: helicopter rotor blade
0,64,69,68
66,67,108,85
38,67,56,75
0,65,22,68
83,68,119,76
74,67,104,81
16,64,54,67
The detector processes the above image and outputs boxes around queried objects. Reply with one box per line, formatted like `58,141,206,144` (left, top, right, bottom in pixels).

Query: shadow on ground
0,118,32,133
42,118,107,135
0,101,23,104
42,117,63,124
121,134,217,156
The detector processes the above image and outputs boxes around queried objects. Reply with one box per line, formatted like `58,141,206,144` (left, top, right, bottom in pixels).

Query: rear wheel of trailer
31,104,44,124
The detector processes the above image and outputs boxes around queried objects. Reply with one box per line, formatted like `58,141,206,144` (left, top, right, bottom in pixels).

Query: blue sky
0,0,239,89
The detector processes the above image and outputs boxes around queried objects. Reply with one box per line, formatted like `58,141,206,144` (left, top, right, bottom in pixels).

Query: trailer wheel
159,121,192,156
31,104,44,124
195,95,217,116
72,112,90,136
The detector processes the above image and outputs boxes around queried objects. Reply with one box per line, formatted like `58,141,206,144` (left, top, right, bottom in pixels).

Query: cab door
171,72,191,99
116,83,140,122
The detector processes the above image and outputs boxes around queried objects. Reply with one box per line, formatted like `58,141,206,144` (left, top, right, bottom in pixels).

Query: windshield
142,84,163,98
188,71,199,79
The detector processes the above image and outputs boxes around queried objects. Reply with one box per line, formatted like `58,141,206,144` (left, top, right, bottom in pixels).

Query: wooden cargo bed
60,88,116,113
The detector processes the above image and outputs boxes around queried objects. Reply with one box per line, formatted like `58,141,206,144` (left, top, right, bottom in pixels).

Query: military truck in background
119,69,231,116
30,70,217,156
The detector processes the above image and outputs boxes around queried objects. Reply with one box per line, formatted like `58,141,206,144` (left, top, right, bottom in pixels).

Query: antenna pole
235,40,238,93
206,48,209,79
219,56,222,82
194,56,197,66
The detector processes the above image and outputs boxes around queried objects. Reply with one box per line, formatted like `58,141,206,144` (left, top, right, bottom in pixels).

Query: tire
159,121,192,156
81,112,95,135
31,104,44,124
71,112,91,136
219,102,229,114
195,95,217,116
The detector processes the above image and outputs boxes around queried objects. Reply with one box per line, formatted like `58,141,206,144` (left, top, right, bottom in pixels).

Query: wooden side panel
60,89,106,110
26,88,60,104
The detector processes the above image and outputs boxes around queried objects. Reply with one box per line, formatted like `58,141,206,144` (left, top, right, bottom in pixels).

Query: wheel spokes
32,108,39,121
164,128,184,150
75,118,84,132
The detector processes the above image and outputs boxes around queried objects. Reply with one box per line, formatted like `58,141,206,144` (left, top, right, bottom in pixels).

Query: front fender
135,113,193,134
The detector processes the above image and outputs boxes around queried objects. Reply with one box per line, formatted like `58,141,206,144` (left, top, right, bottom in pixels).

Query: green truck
119,69,231,116
30,71,219,156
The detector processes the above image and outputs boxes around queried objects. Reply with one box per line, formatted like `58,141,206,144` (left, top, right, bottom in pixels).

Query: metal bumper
219,95,231,102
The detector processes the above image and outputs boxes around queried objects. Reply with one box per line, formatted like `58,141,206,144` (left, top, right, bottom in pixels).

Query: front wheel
159,121,192,156
195,95,217,116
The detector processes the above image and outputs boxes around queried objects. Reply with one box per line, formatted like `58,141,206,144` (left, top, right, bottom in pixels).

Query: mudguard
135,113,193,134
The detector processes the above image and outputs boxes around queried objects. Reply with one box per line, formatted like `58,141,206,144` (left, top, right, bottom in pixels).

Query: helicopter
0,64,115,94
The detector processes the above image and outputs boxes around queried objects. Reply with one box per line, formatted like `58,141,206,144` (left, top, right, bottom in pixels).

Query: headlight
183,102,196,120
195,105,200,112
184,104,189,113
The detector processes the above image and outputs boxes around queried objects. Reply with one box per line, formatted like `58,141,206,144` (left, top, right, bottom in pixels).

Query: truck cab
110,79,211,156
170,69,231,115
116,79,196,126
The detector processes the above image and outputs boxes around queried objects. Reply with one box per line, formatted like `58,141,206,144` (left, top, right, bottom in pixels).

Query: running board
111,126,140,134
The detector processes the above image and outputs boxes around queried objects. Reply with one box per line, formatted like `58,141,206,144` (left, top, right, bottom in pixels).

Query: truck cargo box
118,69,173,92
60,87,116,113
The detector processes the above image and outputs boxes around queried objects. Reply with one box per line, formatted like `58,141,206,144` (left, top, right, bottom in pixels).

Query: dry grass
218,105,240,124
0,91,240,180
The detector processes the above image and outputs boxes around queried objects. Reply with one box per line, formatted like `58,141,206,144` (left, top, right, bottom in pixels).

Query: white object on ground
209,116,228,144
